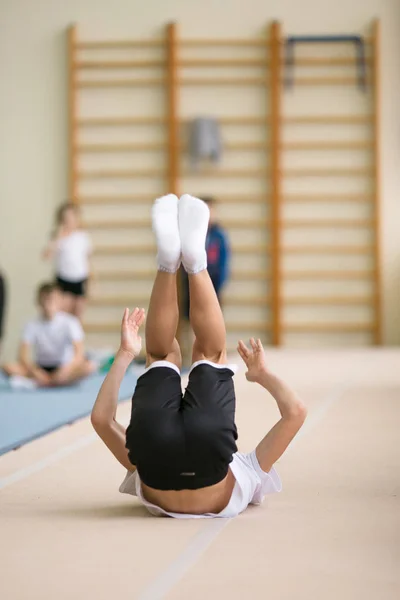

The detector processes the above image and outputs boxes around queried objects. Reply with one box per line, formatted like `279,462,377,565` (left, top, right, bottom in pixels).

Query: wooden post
269,21,282,345
371,19,382,344
166,22,179,195
67,24,78,203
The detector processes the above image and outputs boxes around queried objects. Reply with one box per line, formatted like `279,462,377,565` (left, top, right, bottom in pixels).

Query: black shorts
126,362,238,491
56,276,87,297
39,364,60,373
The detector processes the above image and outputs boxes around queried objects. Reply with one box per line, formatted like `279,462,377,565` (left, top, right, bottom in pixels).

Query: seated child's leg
2,362,30,378
51,359,96,386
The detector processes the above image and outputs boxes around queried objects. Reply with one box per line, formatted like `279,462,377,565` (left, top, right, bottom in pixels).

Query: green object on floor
99,355,115,373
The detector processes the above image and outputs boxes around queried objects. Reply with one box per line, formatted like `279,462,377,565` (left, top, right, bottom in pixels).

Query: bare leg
145,272,181,368
145,194,182,368
51,359,96,386
189,271,226,363
72,296,86,321
179,194,227,364
2,362,30,377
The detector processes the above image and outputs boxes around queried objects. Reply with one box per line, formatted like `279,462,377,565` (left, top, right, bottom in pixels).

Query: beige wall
0,0,399,359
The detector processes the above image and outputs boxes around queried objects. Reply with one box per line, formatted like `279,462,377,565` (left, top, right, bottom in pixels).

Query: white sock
10,375,38,390
178,194,210,274
152,194,181,273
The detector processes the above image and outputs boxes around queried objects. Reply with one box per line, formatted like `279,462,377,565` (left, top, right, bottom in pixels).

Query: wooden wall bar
67,20,382,347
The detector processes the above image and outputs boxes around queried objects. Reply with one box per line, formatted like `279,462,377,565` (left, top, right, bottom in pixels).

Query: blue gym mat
0,370,137,456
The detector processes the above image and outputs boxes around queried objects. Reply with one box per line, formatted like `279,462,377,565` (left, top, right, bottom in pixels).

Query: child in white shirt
43,203,92,320
2,282,95,387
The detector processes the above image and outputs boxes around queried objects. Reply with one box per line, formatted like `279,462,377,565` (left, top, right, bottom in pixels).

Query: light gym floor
0,348,399,600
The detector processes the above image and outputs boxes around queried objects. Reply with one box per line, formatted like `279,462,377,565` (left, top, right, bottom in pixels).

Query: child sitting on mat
2,282,95,388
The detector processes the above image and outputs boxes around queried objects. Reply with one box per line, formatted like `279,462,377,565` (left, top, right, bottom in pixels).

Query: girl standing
43,203,92,320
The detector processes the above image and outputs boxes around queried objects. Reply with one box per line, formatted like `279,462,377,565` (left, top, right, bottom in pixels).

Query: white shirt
55,230,92,281
119,450,282,519
22,312,84,366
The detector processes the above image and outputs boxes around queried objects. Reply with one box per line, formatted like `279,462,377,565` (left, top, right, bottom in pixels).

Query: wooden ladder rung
77,60,166,69
76,40,164,49
291,76,370,86
183,168,269,178
79,169,166,179
235,244,270,254
80,195,154,204
224,295,271,306
78,117,167,127
180,39,268,47
284,167,373,177
283,245,373,255
78,143,165,152
209,194,269,204
78,79,165,88
180,116,270,126
284,323,374,333
231,269,271,281
89,295,149,306
94,270,155,280
219,116,270,125
291,57,372,67
285,296,373,306
179,58,268,67
283,141,373,151
85,219,150,230
225,218,270,228
284,194,373,203
283,218,375,228
284,270,375,281
95,244,155,255
222,142,268,151
284,115,372,125
181,77,268,86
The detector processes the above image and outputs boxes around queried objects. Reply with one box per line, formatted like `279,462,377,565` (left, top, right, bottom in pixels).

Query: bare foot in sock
152,194,181,273
178,194,210,274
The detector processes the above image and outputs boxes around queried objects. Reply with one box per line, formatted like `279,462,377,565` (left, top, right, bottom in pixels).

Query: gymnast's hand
120,307,146,359
237,338,268,383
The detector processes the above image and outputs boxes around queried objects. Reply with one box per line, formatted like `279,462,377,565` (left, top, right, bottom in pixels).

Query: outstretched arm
91,307,145,471
42,228,61,260
237,339,307,474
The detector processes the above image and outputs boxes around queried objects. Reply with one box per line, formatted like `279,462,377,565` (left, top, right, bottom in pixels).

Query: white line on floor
0,418,130,491
0,433,96,490
138,518,231,600
0,373,353,598
137,376,354,599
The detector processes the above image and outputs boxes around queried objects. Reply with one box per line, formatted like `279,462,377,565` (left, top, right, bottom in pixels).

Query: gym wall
0,0,399,359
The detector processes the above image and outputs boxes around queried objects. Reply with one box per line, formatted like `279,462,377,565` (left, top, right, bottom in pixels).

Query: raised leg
145,272,181,367
179,194,227,363
189,271,226,363
145,194,182,368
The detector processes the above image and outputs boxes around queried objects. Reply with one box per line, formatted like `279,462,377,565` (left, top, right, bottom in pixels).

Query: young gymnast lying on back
91,194,307,518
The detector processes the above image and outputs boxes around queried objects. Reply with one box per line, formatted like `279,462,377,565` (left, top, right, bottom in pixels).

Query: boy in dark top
203,197,230,300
